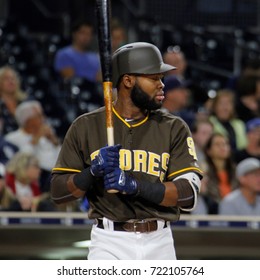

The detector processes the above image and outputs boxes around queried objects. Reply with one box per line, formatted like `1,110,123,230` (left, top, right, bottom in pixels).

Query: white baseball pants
87,217,176,260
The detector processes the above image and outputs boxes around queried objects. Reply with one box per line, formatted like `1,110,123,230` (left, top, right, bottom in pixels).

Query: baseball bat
95,0,118,193
96,0,114,146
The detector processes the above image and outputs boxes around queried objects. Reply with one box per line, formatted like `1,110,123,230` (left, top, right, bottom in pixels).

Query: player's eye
148,74,163,81
135,74,163,82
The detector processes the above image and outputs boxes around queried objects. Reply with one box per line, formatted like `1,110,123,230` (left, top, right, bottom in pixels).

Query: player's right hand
104,168,138,195
90,144,121,177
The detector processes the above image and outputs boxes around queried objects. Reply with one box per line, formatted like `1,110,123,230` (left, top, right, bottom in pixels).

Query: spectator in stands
219,158,260,216
235,75,260,122
161,75,195,128
190,119,214,215
0,65,28,134
191,118,214,168
163,46,209,120
4,100,61,192
3,149,73,212
209,89,247,152
201,133,237,214
54,19,101,82
163,46,188,82
0,118,18,164
5,152,42,211
111,18,127,53
234,118,260,163
0,162,16,210
226,57,260,91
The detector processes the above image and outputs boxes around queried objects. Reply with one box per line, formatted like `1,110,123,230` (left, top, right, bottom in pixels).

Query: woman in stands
5,152,43,211
201,133,238,214
209,89,247,153
0,65,28,134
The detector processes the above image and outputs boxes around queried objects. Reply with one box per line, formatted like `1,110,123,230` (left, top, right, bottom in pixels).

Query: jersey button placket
127,128,133,148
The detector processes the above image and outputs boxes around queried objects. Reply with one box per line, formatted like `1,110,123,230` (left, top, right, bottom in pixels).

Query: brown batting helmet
112,42,176,87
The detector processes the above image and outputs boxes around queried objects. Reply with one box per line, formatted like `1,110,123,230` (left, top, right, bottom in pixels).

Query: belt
96,219,167,233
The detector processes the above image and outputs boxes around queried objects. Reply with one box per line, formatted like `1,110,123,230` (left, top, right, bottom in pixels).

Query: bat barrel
96,0,112,82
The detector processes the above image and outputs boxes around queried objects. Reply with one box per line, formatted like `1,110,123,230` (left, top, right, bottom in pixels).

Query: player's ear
122,74,136,88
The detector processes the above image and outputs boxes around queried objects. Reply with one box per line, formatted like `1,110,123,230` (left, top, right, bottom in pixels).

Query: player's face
130,74,164,110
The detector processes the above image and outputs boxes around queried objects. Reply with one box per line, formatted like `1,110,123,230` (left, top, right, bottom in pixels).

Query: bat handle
107,127,119,193
107,128,119,193
103,82,118,193
107,127,118,193
107,127,114,146
107,189,119,193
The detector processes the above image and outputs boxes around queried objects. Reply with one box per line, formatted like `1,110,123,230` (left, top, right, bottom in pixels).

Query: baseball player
51,42,203,260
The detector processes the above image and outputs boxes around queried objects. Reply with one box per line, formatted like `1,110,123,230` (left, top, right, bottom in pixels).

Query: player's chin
148,99,162,110
155,100,163,107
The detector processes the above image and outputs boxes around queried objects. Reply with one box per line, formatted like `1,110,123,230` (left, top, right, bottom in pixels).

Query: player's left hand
104,168,138,195
90,144,121,177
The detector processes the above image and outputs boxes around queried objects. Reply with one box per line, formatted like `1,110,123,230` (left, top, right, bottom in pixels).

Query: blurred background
0,0,260,132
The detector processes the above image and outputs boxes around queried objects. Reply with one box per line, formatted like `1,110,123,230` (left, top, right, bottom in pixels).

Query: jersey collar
112,106,149,128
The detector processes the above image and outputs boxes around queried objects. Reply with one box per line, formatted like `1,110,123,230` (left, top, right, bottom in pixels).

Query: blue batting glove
104,168,138,195
90,144,121,177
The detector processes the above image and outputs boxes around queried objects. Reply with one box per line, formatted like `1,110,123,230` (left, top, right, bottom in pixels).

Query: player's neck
114,99,147,120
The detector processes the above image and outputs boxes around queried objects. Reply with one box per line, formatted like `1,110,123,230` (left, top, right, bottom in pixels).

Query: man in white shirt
4,100,61,192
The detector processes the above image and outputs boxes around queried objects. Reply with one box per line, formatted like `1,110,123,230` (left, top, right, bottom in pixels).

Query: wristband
136,180,165,204
73,167,94,191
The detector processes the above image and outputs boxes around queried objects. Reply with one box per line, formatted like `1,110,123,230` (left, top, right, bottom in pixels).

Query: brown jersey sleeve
51,118,89,203
51,173,85,203
166,116,203,180
54,120,88,171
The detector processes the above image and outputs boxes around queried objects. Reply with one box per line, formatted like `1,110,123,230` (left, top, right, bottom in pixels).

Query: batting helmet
112,42,176,87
